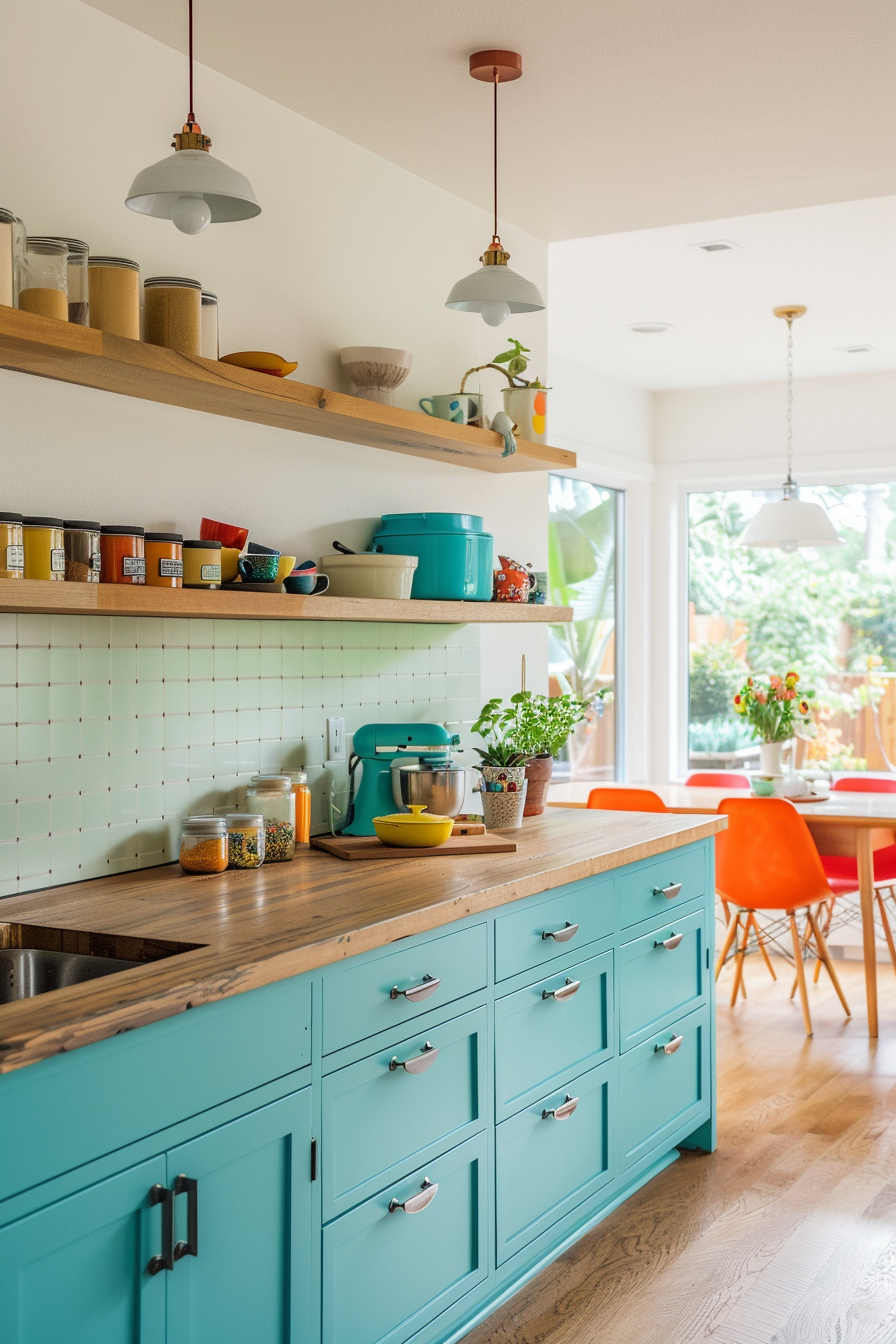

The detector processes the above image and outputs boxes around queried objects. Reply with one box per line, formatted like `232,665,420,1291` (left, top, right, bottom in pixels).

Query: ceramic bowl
284,572,329,595
372,804,453,848
275,555,297,583
220,547,242,583
200,517,248,550
340,347,413,405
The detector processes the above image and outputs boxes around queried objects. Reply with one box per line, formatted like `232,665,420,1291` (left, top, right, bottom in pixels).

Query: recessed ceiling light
628,322,673,334
837,344,876,354
691,239,741,253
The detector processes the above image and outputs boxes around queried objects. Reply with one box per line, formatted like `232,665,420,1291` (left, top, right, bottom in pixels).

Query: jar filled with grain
182,539,221,588
0,513,24,579
225,813,266,869
200,290,218,359
88,256,140,339
45,238,89,325
18,238,68,321
22,516,65,581
180,816,228,873
63,520,101,583
144,532,183,587
246,776,296,862
100,525,145,584
0,208,25,308
143,276,201,355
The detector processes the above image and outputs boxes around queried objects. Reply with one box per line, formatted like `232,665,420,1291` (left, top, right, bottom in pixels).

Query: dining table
548,780,896,1038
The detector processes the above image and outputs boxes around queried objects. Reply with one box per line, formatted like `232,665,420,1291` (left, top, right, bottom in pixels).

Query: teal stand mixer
342,722,460,836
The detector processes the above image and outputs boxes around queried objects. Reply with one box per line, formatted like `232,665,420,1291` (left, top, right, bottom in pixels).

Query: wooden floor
463,956,896,1344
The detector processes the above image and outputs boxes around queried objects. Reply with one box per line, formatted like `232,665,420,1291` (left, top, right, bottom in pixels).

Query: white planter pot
759,741,785,775
502,386,548,445
480,782,528,829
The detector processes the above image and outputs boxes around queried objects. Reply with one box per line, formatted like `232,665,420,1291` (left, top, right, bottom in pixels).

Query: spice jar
23,516,65,581
143,276,201,355
246,776,296,862
0,208,25,308
144,532,183,588
200,290,218,359
88,257,140,339
282,770,312,845
182,539,221,589
63,520,101,583
100,525,145,584
18,238,68,321
0,512,24,579
45,238,89,325
179,816,228,873
225,813,266,869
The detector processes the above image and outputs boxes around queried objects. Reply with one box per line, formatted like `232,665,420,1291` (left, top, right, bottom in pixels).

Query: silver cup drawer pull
654,932,683,950
389,1178,438,1215
542,977,581,1002
653,882,682,900
542,1093,579,1121
655,1034,684,1055
390,974,441,1002
389,1042,440,1074
542,921,579,943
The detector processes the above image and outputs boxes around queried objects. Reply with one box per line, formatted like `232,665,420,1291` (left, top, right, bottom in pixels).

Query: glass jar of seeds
246,776,296,862
179,816,228,873
18,238,68,321
143,276,201,355
63,520,101,582
46,238,89,324
225,813,266,869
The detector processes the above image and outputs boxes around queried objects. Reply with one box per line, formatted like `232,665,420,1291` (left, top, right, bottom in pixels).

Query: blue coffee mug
238,553,280,583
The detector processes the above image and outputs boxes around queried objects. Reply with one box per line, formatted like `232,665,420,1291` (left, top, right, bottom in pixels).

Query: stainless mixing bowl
393,763,470,817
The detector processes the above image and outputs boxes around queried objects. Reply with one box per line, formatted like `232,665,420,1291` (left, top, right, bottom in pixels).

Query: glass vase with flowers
734,671,814,775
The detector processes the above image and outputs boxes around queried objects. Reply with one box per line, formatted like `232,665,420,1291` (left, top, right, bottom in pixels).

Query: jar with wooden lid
63,520,101,582
0,513,24,579
281,770,312,845
225,813,265,869
145,532,183,588
88,256,140,339
182,539,221,588
0,208,25,308
18,238,67,321
143,276,201,355
45,238,89,325
246,776,296,861
100,525,145,584
180,816,228,873
200,291,218,359
22,516,65,581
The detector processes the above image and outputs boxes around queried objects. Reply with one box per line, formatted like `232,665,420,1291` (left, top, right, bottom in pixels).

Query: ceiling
85,0,896,243
549,195,896,389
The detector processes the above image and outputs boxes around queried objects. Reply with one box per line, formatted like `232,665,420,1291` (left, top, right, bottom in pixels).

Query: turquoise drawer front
321,924,487,1055
494,875,614,983
616,843,707,930
495,1058,613,1266
322,1132,488,1344
495,950,613,1121
619,1005,710,1170
321,1006,487,1220
618,908,706,1052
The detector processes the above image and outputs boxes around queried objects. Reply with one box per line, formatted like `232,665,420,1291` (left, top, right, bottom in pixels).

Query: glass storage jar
0,513,24,579
46,238,89,325
182,539,221,588
246,776,296,862
143,276,201,354
225,813,266,869
281,770,312,845
144,532,183,587
88,256,140,339
200,290,218,359
0,208,25,308
100,525,145,584
23,516,65,581
63,520,101,582
179,816,228,873
18,238,67,321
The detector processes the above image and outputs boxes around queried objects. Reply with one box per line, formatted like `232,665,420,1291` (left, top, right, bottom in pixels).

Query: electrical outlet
326,716,346,760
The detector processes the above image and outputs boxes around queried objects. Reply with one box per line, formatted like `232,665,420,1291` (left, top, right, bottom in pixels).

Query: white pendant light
740,306,841,552
445,51,544,326
125,0,260,233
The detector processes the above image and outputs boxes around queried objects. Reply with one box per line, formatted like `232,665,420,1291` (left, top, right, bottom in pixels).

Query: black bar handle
173,1174,199,1260
147,1184,175,1274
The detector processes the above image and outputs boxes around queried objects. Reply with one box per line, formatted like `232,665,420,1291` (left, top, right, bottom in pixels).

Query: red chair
715,798,850,1035
686,772,750,788
814,775,896,975
586,787,668,813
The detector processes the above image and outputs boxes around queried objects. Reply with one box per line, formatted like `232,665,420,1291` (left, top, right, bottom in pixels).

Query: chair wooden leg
749,913,777,981
792,915,813,999
812,903,826,984
730,914,749,1007
806,906,851,1019
790,913,813,1036
715,910,740,981
875,891,896,977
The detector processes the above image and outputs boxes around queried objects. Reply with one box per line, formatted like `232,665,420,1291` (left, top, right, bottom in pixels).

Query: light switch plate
326,716,345,760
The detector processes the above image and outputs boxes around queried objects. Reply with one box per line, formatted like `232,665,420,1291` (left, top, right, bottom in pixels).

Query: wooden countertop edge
0,815,725,1073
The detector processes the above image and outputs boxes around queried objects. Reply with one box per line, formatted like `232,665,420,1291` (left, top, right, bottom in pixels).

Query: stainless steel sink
0,947,143,1003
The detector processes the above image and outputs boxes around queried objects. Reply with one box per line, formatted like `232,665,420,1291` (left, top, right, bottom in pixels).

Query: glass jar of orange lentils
179,816,228,873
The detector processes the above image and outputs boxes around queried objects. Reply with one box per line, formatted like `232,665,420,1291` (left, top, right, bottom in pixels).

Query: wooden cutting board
312,832,517,861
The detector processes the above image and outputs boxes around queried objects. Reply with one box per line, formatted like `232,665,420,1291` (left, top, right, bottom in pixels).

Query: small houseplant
471,741,532,830
733,671,814,775
472,691,589,815
459,338,550,445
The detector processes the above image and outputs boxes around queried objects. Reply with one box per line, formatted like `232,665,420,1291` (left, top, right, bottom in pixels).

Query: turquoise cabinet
618,908,707,1052
494,874,614,982
619,1005,711,1170
616,841,707,929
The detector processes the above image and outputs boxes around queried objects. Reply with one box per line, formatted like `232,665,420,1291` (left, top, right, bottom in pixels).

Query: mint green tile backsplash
0,613,481,895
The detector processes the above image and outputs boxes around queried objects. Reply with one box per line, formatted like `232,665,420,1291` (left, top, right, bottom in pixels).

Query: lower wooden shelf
0,580,572,624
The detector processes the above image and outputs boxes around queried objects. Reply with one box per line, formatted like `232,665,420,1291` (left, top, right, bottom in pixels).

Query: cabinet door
165,1088,313,1344
0,1156,167,1344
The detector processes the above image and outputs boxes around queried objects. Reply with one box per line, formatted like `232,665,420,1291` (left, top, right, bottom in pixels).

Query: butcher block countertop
0,810,725,1073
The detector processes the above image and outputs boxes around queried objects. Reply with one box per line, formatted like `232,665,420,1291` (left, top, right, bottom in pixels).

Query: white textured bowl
320,552,418,599
340,347,413,404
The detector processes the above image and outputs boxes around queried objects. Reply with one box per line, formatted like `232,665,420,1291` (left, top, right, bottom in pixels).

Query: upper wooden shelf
0,580,572,624
0,307,575,474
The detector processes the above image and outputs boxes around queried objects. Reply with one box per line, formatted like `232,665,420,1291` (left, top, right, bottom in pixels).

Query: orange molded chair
586,787,669,813
715,797,850,1036
832,776,896,793
686,772,750,788
815,775,896,974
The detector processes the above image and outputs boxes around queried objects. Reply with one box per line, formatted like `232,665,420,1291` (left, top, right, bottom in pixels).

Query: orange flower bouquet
733,671,814,743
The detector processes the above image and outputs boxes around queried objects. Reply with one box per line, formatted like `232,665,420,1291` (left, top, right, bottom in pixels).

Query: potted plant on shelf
459,338,550,446
472,691,589,816
733,671,814,776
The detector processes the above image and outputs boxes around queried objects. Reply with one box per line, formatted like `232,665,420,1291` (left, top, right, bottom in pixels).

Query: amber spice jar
100,525,145,584
144,532,183,588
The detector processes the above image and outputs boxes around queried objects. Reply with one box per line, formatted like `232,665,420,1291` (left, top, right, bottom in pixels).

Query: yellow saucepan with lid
372,804,454,848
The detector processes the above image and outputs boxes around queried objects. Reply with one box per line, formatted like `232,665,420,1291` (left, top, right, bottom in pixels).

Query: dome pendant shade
739,494,842,551
126,148,260,225
445,258,544,316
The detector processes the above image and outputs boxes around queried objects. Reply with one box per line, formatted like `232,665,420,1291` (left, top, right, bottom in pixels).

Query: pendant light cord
187,0,195,128
493,68,499,241
785,315,794,488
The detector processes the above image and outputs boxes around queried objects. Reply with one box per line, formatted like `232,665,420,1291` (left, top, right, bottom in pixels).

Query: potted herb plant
471,741,532,829
472,691,589,816
459,339,550,446
733,671,814,775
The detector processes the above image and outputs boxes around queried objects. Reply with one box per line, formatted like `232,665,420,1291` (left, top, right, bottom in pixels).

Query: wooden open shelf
0,580,572,624
0,307,575,474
